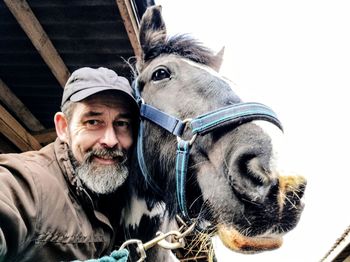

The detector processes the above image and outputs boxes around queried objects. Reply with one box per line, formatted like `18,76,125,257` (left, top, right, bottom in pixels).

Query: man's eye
86,120,100,126
116,121,130,127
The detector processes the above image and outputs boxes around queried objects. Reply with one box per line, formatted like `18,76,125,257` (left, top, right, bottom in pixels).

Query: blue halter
133,81,283,225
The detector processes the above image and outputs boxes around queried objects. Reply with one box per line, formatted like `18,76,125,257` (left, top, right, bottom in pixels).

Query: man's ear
54,112,69,143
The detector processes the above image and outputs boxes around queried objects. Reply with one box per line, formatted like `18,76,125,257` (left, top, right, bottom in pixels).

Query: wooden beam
0,104,42,151
115,0,141,58
32,128,57,145
0,78,45,132
3,0,70,88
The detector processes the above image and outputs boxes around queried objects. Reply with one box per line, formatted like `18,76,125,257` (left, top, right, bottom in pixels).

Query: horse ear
212,46,225,72
138,5,167,64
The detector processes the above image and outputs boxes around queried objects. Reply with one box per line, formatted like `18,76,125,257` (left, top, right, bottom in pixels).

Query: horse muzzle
217,175,306,253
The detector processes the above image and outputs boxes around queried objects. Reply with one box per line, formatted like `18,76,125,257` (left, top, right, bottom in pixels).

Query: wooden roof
0,0,154,153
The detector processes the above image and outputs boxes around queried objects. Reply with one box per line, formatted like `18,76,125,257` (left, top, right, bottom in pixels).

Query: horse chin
217,225,283,254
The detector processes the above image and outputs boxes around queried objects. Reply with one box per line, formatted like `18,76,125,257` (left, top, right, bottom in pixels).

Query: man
0,67,139,261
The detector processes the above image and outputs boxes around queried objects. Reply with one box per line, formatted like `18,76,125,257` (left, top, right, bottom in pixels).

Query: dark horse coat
119,5,306,262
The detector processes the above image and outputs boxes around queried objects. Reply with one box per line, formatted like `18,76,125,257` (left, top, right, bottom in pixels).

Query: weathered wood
115,0,141,58
0,104,42,151
32,128,57,145
0,78,45,132
3,0,70,88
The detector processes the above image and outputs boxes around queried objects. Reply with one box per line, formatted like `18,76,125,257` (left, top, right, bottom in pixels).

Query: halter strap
137,120,163,195
176,140,191,220
140,104,185,137
191,102,283,135
140,102,283,138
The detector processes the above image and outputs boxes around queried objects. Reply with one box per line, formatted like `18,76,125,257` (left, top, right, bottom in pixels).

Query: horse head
125,5,306,258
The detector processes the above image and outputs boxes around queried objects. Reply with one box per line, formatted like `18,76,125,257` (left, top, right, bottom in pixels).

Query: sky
156,1,350,261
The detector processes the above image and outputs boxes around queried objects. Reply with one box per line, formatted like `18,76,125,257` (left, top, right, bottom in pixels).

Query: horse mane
141,33,220,69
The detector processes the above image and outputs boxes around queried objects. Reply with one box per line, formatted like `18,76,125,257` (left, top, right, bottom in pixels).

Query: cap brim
70,86,138,108
70,86,122,101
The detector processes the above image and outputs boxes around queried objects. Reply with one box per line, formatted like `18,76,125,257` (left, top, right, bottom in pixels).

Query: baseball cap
61,67,138,110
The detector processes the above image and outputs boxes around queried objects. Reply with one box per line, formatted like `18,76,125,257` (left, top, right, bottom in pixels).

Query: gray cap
61,67,138,109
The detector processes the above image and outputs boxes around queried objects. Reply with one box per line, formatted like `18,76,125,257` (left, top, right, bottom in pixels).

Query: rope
72,249,129,262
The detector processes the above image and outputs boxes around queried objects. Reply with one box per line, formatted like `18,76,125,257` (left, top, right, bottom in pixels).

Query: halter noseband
133,80,283,228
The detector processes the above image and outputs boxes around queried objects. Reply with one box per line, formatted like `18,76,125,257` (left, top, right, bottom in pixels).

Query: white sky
157,1,350,261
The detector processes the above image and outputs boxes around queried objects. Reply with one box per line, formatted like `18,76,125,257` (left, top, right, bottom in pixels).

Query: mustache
84,148,128,165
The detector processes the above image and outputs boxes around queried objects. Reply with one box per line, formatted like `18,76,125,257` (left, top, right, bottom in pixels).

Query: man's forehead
82,93,132,109
73,96,132,117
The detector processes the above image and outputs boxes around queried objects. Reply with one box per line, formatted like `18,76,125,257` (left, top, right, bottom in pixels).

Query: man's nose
100,126,119,148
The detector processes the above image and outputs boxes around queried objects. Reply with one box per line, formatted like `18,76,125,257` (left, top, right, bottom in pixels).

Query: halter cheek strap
134,81,283,228
176,140,191,220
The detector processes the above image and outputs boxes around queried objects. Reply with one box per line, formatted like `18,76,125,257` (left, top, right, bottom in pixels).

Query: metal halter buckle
176,118,197,145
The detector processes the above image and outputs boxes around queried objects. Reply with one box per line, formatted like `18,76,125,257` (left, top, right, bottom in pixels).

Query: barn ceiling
0,0,154,153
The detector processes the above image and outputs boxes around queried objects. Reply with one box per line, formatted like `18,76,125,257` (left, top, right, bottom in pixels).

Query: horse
119,5,306,261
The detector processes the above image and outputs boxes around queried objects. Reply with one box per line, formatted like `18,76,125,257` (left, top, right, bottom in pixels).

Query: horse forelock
139,33,220,71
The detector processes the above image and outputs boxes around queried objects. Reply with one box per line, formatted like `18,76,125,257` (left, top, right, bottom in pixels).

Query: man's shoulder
0,142,56,168
0,141,69,197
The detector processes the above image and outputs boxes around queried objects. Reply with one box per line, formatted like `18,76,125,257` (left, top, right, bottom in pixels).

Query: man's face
66,93,134,194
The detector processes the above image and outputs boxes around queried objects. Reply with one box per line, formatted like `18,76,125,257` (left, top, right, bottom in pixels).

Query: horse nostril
237,152,275,186
229,150,276,203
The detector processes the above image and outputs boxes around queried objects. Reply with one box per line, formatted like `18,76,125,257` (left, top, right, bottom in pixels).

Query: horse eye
151,68,171,81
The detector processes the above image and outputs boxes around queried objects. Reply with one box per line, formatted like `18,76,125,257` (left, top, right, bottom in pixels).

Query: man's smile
93,156,117,165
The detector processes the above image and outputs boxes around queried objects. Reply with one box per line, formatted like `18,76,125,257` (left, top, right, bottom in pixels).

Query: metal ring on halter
176,118,197,145
119,239,146,262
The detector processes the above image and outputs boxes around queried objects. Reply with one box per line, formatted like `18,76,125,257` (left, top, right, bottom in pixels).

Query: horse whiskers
222,151,230,172
275,224,287,235
242,213,253,226
189,159,209,169
292,190,302,201
278,189,299,211
188,195,204,210
284,195,298,210
237,226,250,237
187,192,217,222
241,196,263,207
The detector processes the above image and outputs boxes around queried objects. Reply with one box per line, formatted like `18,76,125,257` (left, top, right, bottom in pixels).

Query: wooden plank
115,0,141,58
3,0,70,88
0,78,45,132
32,128,57,145
0,104,42,151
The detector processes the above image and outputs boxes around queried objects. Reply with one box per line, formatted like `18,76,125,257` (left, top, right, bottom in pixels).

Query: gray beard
70,148,129,195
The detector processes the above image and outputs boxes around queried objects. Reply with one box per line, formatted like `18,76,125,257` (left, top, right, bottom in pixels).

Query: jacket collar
54,138,84,191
